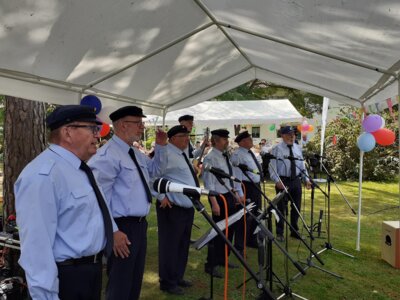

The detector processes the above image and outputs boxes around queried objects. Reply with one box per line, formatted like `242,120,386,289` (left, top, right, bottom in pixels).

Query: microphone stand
317,161,355,258
187,192,276,300
235,168,323,300
211,174,306,300
292,165,343,280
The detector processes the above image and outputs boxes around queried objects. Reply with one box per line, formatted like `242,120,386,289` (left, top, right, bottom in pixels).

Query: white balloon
380,116,385,129
97,106,116,124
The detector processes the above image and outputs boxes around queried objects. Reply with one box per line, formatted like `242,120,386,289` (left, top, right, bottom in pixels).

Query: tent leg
356,151,364,251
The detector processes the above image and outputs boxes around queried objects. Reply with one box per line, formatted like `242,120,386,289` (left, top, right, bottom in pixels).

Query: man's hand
159,197,172,209
210,196,220,216
113,230,131,258
275,181,285,190
305,181,312,190
155,129,168,146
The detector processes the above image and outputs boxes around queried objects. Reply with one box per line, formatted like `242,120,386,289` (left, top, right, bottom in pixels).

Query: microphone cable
219,193,229,300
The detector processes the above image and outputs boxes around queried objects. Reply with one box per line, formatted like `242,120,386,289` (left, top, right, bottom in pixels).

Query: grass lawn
106,180,400,299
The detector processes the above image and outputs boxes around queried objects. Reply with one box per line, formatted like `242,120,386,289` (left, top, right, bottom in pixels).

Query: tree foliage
306,107,399,181
215,80,323,118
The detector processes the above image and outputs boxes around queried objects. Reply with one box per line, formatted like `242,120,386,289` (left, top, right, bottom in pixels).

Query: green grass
107,181,400,299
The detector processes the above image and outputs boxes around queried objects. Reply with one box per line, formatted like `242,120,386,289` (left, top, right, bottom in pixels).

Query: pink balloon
302,124,310,132
362,114,383,133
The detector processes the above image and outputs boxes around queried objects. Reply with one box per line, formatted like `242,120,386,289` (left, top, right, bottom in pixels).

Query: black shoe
160,285,185,295
276,235,285,242
204,266,223,278
178,279,193,288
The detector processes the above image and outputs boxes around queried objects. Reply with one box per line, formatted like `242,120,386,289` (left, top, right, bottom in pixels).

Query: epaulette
39,159,56,175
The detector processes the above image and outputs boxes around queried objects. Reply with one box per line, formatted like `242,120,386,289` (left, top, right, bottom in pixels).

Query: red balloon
100,123,110,138
371,128,395,146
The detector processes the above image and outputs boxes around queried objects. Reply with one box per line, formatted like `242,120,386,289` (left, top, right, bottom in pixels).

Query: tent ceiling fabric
0,0,399,115
147,99,303,126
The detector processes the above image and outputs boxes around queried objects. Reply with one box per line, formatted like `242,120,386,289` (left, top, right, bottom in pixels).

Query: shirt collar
112,134,132,153
49,144,82,170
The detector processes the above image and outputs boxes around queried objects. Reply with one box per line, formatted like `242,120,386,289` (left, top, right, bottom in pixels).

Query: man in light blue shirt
156,125,198,295
269,126,311,242
231,130,263,250
89,106,168,300
15,105,115,300
202,129,244,278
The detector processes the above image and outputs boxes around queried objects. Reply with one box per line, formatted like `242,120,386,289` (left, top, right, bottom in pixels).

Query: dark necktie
188,142,194,159
128,148,152,203
248,149,264,182
80,161,113,257
287,144,296,180
223,152,234,189
182,152,200,187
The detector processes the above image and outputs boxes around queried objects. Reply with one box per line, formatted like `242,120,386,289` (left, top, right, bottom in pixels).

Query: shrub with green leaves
306,106,398,181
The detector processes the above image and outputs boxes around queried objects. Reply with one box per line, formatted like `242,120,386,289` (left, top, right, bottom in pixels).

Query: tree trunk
3,96,47,217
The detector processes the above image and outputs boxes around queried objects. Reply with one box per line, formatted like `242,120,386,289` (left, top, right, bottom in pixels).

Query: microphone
153,178,219,197
262,153,277,160
203,164,241,182
284,155,304,161
233,163,259,175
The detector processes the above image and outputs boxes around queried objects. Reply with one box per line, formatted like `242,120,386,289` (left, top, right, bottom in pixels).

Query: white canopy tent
146,100,303,126
0,0,399,115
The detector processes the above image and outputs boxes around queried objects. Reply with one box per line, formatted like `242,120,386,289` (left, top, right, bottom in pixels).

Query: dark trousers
156,202,195,289
234,181,262,250
206,193,236,268
58,262,102,300
106,217,147,300
275,177,302,235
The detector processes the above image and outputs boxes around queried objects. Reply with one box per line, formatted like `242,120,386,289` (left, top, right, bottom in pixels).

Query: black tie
80,161,113,257
182,152,200,187
287,145,296,180
248,149,264,182
128,148,152,203
223,152,234,189
188,143,194,159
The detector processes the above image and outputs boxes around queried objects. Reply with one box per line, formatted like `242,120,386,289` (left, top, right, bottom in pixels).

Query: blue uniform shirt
156,143,197,208
268,141,309,183
202,148,243,197
88,135,167,217
15,144,110,300
231,147,261,183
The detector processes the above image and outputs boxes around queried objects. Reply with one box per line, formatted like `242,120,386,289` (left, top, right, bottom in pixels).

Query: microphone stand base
317,242,355,259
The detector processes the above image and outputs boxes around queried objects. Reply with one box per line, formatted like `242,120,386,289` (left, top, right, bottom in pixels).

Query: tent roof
147,99,302,126
0,0,399,115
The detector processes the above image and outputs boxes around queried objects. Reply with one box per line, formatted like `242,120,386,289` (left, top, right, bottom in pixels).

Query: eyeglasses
124,120,145,126
67,125,101,134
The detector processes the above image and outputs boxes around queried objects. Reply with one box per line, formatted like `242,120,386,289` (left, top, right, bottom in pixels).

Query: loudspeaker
381,221,400,268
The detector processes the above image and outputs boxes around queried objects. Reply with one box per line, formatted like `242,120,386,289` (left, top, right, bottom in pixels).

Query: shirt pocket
60,186,96,216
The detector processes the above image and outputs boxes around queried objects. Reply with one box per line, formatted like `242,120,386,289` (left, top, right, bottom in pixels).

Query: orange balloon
371,128,395,146
100,123,111,137
308,125,314,132
297,125,302,132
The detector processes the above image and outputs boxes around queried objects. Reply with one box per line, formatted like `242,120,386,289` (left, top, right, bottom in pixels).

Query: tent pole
356,151,364,251
398,79,399,222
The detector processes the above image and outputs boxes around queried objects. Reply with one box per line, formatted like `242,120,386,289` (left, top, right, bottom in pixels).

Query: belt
115,216,146,223
56,251,103,266
280,176,301,181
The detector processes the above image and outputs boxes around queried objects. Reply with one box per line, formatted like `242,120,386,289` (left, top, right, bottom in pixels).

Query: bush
306,107,399,181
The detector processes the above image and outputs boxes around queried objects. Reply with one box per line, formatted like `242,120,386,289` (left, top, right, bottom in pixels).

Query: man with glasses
15,105,115,299
155,125,197,295
89,105,168,300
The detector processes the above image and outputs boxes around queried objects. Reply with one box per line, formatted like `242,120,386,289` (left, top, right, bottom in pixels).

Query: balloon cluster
297,120,314,133
80,95,110,138
357,114,395,152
